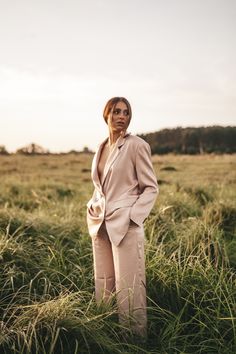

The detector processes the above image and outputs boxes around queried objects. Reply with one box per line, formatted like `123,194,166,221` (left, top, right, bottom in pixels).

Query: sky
0,0,235,153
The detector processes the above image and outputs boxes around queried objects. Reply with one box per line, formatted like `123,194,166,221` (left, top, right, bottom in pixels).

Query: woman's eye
113,109,129,116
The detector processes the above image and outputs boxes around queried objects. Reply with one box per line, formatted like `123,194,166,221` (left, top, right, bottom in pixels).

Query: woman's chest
95,141,137,184
97,145,111,179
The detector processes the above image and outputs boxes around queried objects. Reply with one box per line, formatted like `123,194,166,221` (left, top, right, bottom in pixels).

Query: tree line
138,126,236,154
0,143,93,155
0,126,235,155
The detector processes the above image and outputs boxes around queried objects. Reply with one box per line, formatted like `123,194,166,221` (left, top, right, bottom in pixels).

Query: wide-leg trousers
92,220,147,337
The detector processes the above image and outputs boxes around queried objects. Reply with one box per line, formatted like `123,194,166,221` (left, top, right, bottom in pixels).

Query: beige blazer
86,133,159,246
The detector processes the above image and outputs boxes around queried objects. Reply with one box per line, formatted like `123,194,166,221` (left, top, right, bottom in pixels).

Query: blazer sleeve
129,141,159,226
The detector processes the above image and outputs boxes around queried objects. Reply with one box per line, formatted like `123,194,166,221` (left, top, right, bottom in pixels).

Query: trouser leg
92,222,115,303
111,223,147,337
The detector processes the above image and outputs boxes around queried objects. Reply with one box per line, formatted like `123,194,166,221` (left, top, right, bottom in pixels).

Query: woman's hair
103,97,132,124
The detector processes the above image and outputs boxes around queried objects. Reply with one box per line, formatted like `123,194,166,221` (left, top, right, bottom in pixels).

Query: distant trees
1,126,235,156
139,126,236,154
0,143,94,155
82,146,93,154
16,143,50,155
0,145,9,155
15,144,93,155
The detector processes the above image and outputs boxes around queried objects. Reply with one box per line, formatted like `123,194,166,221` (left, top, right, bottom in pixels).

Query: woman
86,97,158,337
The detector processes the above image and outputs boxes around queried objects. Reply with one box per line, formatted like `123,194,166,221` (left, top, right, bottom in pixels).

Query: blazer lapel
101,132,130,187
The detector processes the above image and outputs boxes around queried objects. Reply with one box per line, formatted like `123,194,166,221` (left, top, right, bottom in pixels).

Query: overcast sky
0,0,235,152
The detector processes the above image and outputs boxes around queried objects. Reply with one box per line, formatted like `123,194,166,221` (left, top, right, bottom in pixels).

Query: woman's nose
118,112,126,119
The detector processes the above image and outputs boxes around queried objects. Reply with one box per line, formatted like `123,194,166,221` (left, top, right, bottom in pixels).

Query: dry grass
0,153,235,353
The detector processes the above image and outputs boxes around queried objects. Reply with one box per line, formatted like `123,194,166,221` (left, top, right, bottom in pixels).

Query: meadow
0,152,235,354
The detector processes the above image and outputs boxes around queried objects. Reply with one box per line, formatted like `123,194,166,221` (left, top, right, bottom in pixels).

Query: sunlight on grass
0,153,235,353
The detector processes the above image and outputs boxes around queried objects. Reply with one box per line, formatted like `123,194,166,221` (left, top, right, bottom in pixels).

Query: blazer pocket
107,195,139,213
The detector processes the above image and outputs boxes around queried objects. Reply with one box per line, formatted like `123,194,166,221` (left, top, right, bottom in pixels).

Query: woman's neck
108,129,126,146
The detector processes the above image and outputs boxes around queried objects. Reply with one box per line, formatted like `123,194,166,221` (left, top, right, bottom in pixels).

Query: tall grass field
0,153,235,353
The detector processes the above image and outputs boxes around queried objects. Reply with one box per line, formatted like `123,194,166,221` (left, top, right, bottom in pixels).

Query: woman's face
107,101,130,133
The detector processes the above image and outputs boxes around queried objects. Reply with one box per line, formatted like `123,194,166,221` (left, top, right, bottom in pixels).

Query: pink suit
87,132,158,336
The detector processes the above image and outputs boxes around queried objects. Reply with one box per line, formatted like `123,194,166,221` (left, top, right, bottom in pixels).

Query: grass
0,153,235,353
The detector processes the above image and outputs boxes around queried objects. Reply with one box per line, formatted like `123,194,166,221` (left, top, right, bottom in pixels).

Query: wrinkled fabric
92,221,147,337
87,133,159,246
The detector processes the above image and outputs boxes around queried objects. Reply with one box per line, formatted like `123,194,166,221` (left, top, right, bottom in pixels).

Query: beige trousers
92,221,147,337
